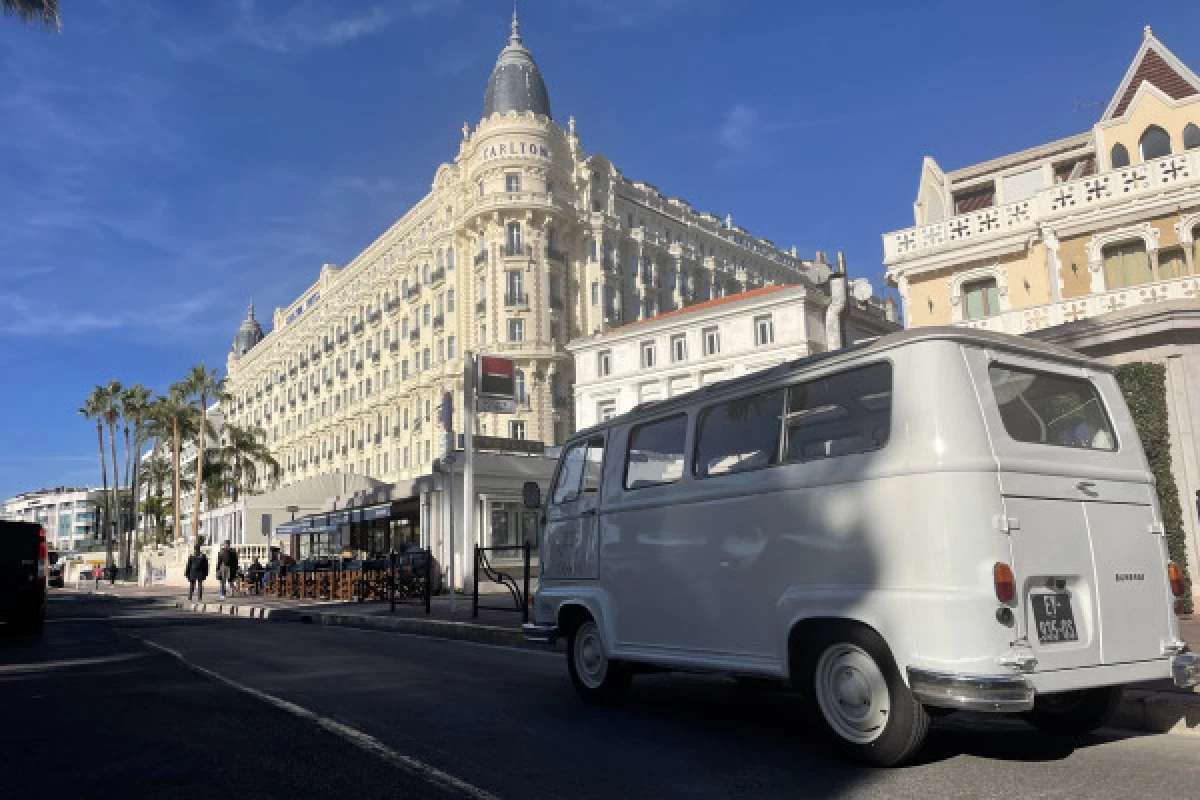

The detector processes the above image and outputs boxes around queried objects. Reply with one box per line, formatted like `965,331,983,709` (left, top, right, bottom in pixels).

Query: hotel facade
218,13,849,581
883,27,1200,600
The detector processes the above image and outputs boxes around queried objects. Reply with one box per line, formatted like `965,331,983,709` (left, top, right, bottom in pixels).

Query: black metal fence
473,543,531,623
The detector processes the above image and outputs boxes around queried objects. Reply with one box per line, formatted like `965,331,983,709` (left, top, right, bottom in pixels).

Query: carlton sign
477,355,516,414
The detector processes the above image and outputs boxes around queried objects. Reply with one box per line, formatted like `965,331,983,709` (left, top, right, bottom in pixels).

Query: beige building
223,12,826,492
883,26,1200,601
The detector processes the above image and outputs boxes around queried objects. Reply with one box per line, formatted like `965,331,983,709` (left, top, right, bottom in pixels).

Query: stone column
1042,226,1063,303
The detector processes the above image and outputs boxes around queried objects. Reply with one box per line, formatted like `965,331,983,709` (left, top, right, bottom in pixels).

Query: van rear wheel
1025,687,1122,737
566,618,631,704
801,626,929,767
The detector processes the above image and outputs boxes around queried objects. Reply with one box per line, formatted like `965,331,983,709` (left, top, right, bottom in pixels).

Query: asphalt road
3,593,1199,799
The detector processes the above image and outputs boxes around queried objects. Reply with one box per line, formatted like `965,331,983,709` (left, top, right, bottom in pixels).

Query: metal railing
473,543,531,623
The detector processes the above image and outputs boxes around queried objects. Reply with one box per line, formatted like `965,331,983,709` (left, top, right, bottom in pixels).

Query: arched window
1111,143,1130,169
1139,125,1172,161
1102,240,1152,289
1185,123,1200,150
962,277,999,320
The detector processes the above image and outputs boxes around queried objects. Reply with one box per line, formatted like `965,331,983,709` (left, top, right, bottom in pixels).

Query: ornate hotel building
882,27,1200,601
223,12,828,493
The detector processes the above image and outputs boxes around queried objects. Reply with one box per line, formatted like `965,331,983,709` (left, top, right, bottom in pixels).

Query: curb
1112,689,1200,736
171,601,535,649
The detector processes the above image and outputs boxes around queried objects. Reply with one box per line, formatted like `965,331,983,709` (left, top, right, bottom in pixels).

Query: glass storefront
488,501,539,551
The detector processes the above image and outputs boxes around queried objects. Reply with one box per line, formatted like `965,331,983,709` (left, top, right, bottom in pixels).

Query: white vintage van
523,327,1197,766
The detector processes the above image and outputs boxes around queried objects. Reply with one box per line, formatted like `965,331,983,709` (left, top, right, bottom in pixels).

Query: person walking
216,542,237,599
186,546,209,602
92,564,101,589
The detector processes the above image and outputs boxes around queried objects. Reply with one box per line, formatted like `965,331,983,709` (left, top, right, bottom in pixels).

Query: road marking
331,625,563,659
134,636,500,800
0,653,145,674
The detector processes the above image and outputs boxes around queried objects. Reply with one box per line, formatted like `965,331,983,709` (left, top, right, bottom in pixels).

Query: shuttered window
962,278,1000,320
1102,241,1152,289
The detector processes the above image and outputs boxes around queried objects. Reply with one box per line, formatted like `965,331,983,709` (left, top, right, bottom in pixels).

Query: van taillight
994,562,1016,603
1168,562,1186,598
38,527,47,563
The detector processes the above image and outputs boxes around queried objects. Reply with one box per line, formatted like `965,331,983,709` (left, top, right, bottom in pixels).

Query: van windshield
989,365,1116,451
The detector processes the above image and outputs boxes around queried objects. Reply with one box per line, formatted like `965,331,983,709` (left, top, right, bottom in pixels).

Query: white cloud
565,0,719,31
0,288,228,338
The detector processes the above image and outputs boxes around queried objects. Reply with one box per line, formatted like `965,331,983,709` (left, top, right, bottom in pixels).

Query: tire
799,625,930,767
565,617,632,704
1025,687,1122,737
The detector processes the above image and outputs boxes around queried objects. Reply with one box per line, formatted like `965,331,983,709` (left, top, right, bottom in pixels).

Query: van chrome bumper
522,623,557,644
907,667,1034,712
1173,652,1200,688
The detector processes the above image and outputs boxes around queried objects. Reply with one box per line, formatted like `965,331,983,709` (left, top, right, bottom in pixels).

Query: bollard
522,541,531,624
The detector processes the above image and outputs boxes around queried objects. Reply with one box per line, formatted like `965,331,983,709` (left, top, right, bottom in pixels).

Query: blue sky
1,0,1197,499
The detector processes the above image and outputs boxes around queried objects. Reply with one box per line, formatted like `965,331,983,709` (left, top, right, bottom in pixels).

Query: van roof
570,326,1102,440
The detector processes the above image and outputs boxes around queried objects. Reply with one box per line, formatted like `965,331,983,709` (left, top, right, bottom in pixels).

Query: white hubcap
814,643,891,744
574,621,607,689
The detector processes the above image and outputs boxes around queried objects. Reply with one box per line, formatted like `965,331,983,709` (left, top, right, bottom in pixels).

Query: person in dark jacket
185,546,209,601
217,542,240,598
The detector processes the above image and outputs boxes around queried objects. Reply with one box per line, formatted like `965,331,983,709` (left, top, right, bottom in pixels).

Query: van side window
624,415,687,490
694,389,785,477
989,366,1116,451
551,442,588,505
582,438,605,494
784,363,892,462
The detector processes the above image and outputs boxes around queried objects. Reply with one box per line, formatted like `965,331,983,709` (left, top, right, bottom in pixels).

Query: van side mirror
522,481,542,509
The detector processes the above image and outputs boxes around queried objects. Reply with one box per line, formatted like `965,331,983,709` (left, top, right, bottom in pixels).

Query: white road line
330,625,564,658
0,653,145,674
134,636,500,800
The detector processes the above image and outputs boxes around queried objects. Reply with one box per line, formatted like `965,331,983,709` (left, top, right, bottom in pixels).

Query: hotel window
422,348,431,370
423,264,430,284
702,326,720,356
505,173,521,192
506,270,523,301
599,401,616,422
550,322,560,342
404,446,410,467
447,289,455,312
515,370,526,404
589,239,597,262
365,378,372,396
436,249,444,269
962,277,1000,320
506,222,523,256
479,324,488,345
641,341,656,368
630,252,638,277
446,248,455,270
754,315,774,346
508,319,525,342
1111,143,1131,168
447,336,457,359
591,282,599,305
1102,240,1152,289
383,369,391,388
477,181,484,197
401,359,409,380
436,294,444,316
1185,123,1200,151
510,420,526,440
1139,125,1172,161
436,339,444,362
597,350,612,377
402,319,409,337
670,334,687,362
423,304,431,326
403,408,409,429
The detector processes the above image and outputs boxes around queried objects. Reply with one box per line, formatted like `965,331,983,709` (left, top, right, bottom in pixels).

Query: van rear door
967,350,1175,674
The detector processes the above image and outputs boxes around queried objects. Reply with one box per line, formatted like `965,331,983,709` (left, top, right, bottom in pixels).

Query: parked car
523,327,1198,766
47,550,64,588
1,520,48,634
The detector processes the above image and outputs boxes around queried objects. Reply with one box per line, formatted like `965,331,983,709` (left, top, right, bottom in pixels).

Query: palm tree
154,386,193,542
216,422,280,502
2,0,60,30
121,384,152,563
183,364,225,543
100,380,124,571
78,388,112,566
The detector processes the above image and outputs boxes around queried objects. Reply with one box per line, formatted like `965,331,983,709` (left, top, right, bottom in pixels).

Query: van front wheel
802,626,929,767
1025,687,1122,737
566,618,631,704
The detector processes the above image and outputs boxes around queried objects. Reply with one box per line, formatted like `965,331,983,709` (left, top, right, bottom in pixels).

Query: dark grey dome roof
232,303,264,358
483,11,551,119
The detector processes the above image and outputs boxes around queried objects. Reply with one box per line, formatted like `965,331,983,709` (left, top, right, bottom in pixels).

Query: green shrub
1115,363,1193,614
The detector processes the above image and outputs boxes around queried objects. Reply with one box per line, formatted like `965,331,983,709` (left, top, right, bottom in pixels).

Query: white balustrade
885,151,1200,262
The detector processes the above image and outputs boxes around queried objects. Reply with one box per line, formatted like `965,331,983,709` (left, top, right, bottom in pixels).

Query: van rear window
989,366,1116,451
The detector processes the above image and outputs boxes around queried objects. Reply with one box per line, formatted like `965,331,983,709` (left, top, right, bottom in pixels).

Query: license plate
1032,592,1079,644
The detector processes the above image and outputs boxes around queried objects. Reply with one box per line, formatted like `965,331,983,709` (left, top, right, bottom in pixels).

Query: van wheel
566,618,631,704
801,626,929,767
1025,687,1122,737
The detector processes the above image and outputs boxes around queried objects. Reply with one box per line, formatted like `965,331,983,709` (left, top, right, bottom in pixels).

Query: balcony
406,284,421,301
504,243,532,259
545,246,568,266
475,299,487,315
324,341,334,353
354,361,364,372
409,327,421,342
337,332,348,345
956,271,1200,336
368,310,381,325
352,322,364,336
385,298,400,313
504,293,530,309
432,314,445,331
884,150,1200,264
388,340,399,353
371,351,381,363
549,296,564,311
430,267,446,285
474,250,488,267
374,433,382,445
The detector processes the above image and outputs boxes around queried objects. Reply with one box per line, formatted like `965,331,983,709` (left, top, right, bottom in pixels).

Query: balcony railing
475,299,487,315
884,150,1200,263
957,271,1200,336
409,328,421,342
504,243,532,258
545,246,568,265
432,314,445,331
474,250,488,267
505,293,529,308
430,267,446,285
549,296,564,310
406,285,421,300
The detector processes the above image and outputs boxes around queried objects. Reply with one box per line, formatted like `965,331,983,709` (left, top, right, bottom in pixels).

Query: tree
2,0,60,30
183,364,225,543
153,386,194,542
78,388,112,566
215,422,280,502
121,384,153,563
100,380,124,572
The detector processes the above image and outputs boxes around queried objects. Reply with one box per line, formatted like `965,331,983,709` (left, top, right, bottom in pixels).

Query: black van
1,521,48,634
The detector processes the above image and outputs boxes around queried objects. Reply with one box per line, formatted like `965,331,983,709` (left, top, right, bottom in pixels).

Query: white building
570,272,899,428
2,487,101,552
